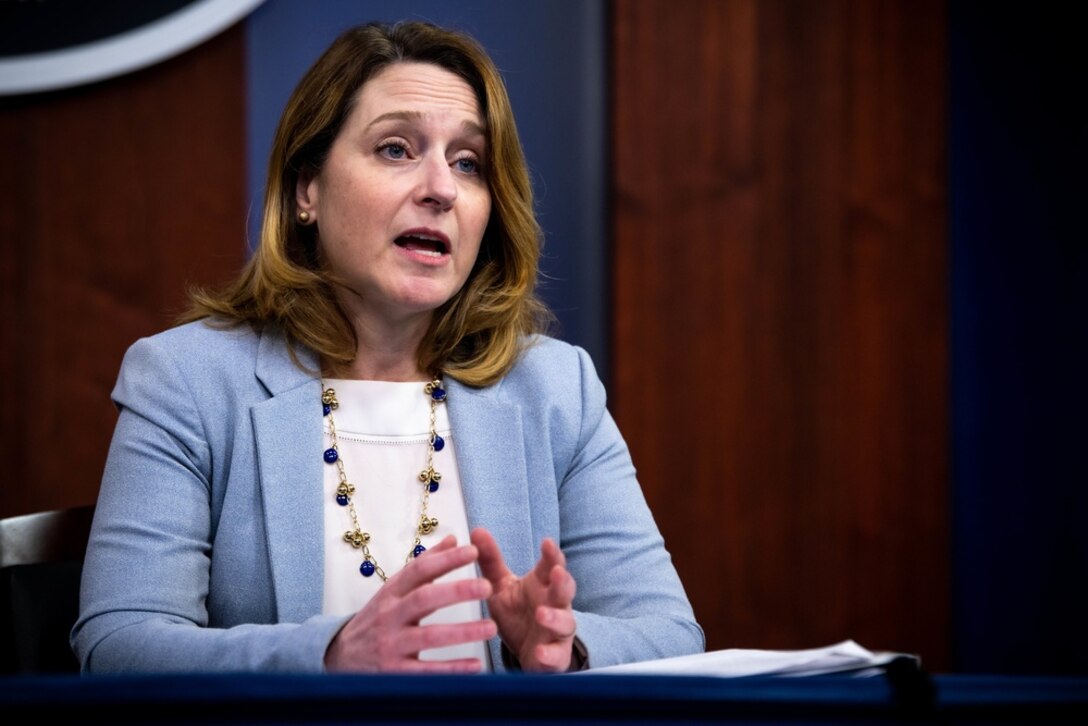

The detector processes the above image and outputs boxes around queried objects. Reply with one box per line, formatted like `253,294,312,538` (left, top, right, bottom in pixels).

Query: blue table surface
1,671,1085,723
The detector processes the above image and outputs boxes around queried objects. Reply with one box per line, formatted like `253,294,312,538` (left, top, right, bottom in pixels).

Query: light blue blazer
72,321,703,672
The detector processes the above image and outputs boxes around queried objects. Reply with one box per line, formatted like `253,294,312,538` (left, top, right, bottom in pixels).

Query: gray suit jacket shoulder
72,321,703,672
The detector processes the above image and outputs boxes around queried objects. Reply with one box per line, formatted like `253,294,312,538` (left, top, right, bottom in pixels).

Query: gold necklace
321,378,446,581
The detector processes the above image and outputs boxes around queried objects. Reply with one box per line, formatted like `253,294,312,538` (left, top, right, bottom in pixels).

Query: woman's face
298,61,491,326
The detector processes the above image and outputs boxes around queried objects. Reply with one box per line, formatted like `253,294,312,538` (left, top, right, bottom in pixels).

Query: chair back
0,505,95,674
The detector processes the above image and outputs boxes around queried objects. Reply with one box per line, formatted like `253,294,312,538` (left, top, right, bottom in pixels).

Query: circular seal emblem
0,0,265,95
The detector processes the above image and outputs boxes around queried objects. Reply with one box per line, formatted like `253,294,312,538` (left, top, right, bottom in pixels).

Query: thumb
470,527,512,586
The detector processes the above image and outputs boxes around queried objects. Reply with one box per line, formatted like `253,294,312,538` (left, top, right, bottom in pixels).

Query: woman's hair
185,21,549,386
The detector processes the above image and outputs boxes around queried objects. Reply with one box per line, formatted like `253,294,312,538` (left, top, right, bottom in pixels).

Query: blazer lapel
447,378,534,670
446,379,535,578
251,330,324,622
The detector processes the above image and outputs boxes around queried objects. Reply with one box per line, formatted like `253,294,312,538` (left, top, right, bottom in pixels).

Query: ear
296,166,319,219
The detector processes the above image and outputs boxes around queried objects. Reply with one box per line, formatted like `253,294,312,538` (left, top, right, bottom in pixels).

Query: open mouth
395,233,448,257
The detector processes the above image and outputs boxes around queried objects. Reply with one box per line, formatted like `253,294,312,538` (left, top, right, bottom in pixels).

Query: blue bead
336,494,348,506
413,544,426,557
429,480,440,493
323,448,338,463
323,404,331,416
430,387,447,402
433,434,445,452
360,560,376,577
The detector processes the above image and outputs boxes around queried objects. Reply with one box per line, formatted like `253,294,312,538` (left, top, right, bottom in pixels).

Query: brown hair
184,21,549,386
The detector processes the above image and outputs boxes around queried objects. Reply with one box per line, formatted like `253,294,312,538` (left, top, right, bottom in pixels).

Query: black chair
0,505,95,674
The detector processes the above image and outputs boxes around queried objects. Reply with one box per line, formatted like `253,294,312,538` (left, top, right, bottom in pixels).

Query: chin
394,280,464,312
390,290,459,316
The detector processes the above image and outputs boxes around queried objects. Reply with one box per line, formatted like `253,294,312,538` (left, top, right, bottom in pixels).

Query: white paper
579,640,915,678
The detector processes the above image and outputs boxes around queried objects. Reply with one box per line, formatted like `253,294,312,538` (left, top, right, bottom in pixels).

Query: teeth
397,232,447,255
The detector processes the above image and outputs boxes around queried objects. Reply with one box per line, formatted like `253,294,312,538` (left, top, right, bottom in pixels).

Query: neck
332,301,434,382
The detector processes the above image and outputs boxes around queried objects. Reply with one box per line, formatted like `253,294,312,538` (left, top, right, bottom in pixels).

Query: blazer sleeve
559,346,705,666
70,335,348,673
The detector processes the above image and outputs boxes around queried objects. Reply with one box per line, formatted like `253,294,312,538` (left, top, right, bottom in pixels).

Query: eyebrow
365,110,486,137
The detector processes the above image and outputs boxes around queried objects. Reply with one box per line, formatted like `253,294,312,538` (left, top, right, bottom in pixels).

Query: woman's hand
471,527,577,672
324,535,497,672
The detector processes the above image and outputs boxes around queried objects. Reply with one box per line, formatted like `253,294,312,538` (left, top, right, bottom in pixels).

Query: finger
396,657,488,674
471,527,513,585
398,618,498,654
424,534,459,555
533,640,574,672
532,538,565,586
535,605,577,641
384,539,478,597
397,577,493,625
541,537,566,567
545,564,576,608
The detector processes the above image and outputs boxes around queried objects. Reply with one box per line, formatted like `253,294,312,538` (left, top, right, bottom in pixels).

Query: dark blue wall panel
244,0,608,373
951,1,1088,675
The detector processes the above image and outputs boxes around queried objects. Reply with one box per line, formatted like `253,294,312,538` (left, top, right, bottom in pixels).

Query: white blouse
320,378,490,668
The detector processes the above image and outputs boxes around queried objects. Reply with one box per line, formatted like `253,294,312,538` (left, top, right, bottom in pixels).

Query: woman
72,21,702,673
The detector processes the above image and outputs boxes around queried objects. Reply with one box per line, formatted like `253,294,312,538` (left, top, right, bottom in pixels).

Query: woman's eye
379,143,408,160
454,157,480,174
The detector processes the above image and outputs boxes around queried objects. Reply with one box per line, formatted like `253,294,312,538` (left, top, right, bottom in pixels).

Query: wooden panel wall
611,0,949,668
0,26,246,518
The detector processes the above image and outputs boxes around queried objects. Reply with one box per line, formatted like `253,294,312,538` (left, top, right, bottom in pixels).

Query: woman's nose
416,155,458,210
